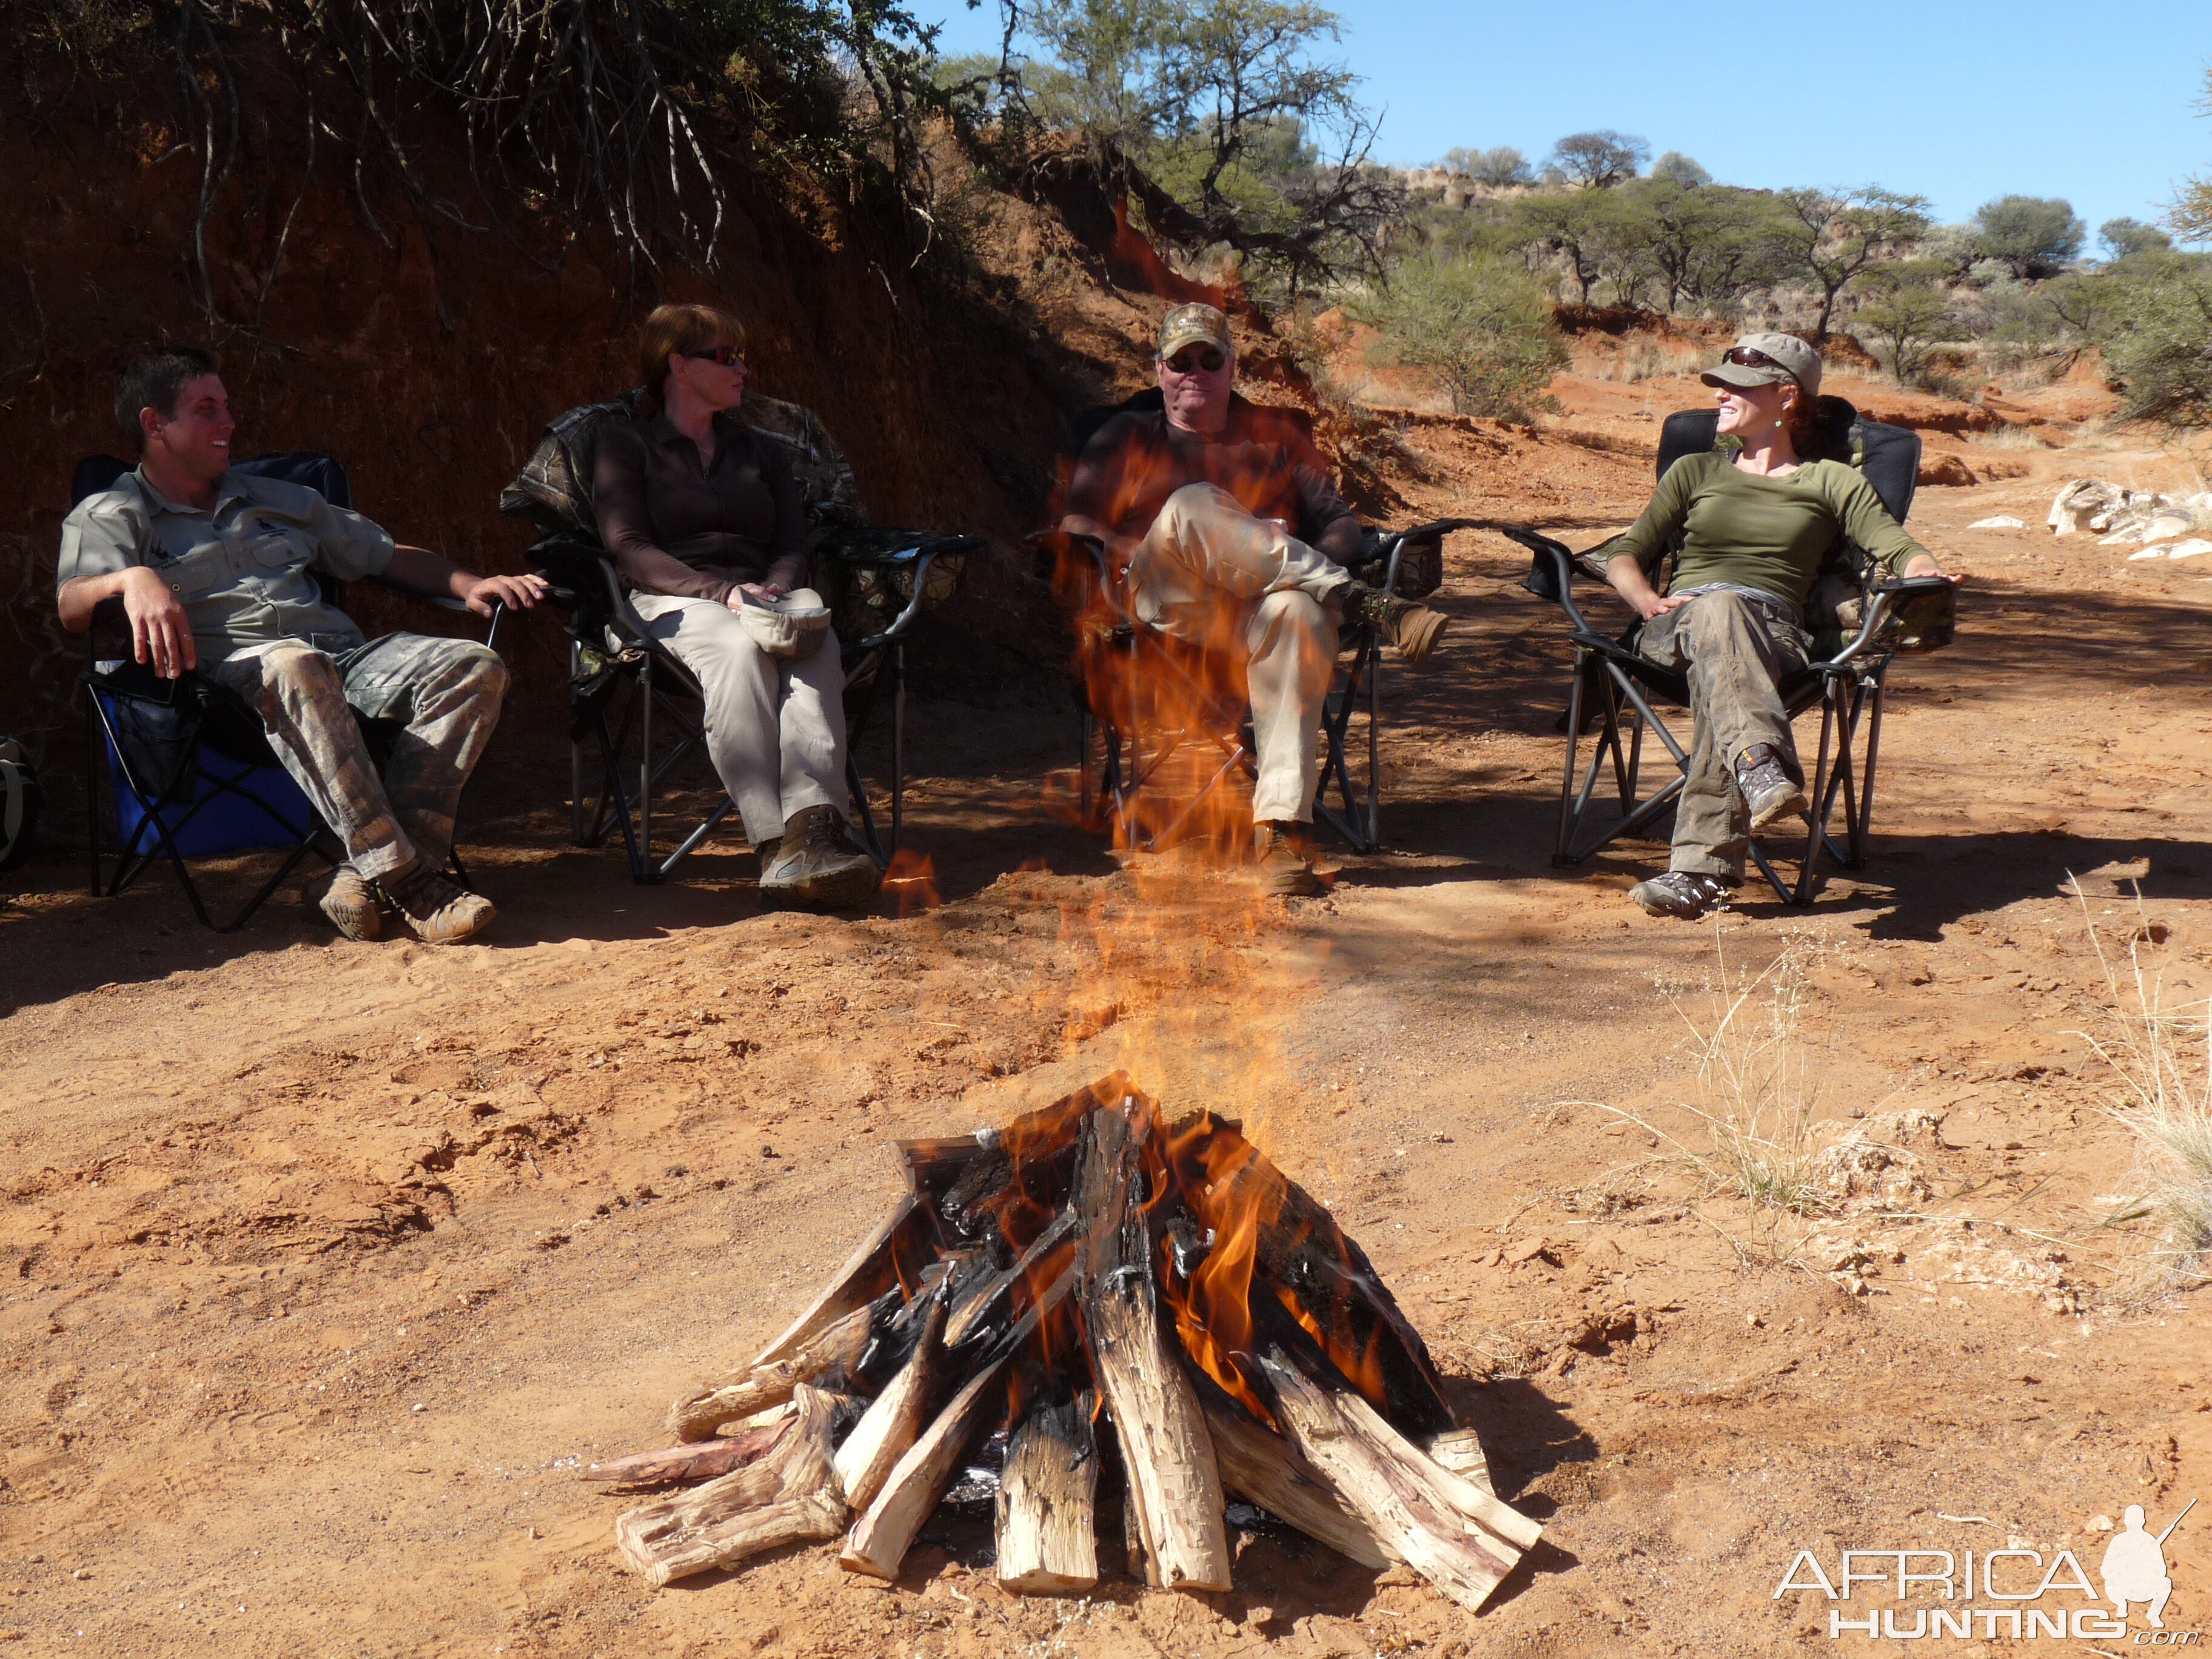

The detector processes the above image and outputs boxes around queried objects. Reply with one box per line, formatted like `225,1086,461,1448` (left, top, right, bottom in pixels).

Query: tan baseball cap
1158,303,1235,362
1701,331,1822,398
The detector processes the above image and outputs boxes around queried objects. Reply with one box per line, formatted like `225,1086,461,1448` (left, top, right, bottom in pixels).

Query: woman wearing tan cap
1600,332,1956,920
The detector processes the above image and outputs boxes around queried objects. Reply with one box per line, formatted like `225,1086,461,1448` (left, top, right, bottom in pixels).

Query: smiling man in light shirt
56,346,546,943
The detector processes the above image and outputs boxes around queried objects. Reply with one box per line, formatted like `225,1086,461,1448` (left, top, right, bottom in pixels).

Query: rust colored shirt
593,409,809,603
1064,395,1363,563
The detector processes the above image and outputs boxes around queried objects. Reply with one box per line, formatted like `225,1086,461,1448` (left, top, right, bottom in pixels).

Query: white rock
2142,512,2194,541
2166,538,2212,560
1969,515,2026,529
2128,548,2166,560
2050,479,2125,535
2100,524,2150,545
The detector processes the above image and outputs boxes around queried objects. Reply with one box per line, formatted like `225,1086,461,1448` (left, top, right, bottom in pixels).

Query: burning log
833,1299,948,1511
614,1385,846,1587
667,1297,882,1441
1202,1397,1390,1569
592,1073,1535,1613
748,1193,934,1370
1074,1102,1233,1592
994,1389,1100,1593
1255,1347,1538,1613
840,1355,1011,1580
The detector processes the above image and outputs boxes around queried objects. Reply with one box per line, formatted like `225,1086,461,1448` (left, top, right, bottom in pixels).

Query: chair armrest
1369,516,1484,595
1825,575,1957,666
1499,525,1618,636
851,550,940,649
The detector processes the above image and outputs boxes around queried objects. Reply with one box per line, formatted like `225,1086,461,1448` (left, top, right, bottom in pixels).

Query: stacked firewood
585,1074,1539,1610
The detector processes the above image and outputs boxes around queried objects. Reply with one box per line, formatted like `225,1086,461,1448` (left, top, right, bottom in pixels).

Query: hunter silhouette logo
2104,1501,2194,1631
1775,1494,2199,1641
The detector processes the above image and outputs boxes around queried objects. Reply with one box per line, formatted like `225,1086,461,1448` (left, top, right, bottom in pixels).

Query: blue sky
912,0,2210,244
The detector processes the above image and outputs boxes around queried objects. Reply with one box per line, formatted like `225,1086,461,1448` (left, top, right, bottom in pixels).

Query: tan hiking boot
1253,820,1322,897
312,865,386,941
1345,583,1449,667
761,806,880,909
380,865,497,944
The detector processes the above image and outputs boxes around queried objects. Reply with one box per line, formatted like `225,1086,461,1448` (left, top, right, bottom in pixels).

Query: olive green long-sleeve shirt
1609,452,1929,612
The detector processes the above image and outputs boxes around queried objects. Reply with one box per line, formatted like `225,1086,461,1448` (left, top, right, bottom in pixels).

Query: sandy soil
5,354,2211,1658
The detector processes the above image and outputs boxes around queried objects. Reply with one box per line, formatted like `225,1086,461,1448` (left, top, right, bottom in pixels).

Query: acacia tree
2170,66,2212,243
1971,195,2085,278
1509,189,1604,303
1605,178,1785,314
1015,0,1397,291
1854,260,1955,386
1769,186,1932,338
1547,130,1648,189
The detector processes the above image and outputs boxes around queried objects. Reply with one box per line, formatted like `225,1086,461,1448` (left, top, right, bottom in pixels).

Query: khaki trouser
629,594,848,845
208,632,509,881
1636,590,1809,880
1128,483,1348,824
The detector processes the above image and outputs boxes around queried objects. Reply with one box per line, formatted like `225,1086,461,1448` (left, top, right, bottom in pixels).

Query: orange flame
881,848,940,916
1148,1112,1395,1422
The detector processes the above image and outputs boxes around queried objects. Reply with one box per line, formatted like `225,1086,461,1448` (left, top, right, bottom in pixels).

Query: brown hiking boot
1735,743,1809,833
312,865,386,941
761,806,880,909
379,865,496,945
1346,583,1449,667
1253,820,1322,897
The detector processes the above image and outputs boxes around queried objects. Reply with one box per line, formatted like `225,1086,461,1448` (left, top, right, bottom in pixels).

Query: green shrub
1355,252,1568,420
2102,256,2212,427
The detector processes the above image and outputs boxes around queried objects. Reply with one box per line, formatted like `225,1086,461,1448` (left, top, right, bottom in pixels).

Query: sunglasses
686,345,745,369
1722,346,1785,371
1164,346,1227,374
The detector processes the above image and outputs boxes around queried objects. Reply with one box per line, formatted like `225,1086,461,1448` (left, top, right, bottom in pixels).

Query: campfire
586,1074,1539,1610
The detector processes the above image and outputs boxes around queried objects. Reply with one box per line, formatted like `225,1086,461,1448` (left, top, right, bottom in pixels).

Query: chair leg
1366,638,1382,851
637,654,654,874
1554,651,1589,865
848,755,886,866
1854,674,1887,868
891,638,906,856
84,678,102,899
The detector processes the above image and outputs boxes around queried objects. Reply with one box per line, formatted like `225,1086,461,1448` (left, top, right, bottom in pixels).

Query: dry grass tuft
1597,931,1840,1221
2077,896,2212,1300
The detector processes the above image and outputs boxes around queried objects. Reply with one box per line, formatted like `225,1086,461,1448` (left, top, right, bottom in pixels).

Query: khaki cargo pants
207,632,509,881
1127,483,1349,825
1635,589,1808,881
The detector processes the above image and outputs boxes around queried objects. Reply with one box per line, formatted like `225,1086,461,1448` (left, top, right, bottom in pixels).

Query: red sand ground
4,343,2211,1658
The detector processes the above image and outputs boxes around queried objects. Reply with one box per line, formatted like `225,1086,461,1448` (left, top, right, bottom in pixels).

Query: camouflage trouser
1636,589,1808,882
207,632,509,880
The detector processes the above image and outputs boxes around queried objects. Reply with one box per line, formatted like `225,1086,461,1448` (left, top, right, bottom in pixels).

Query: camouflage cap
1700,330,1822,398
1158,303,1235,362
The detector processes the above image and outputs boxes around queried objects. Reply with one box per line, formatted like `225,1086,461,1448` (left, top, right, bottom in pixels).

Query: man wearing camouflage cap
1059,303,1447,895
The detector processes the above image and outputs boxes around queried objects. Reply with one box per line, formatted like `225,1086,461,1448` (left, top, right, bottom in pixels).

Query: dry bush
1588,335,1707,384
2077,902,2212,1299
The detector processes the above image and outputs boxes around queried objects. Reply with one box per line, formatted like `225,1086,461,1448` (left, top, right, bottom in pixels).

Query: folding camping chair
73,452,504,933
501,392,982,884
1047,520,1475,857
1506,400,1957,905
1051,389,1472,856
